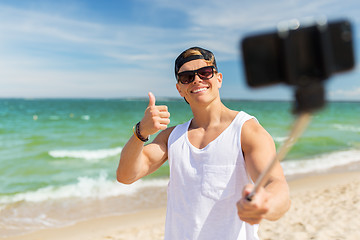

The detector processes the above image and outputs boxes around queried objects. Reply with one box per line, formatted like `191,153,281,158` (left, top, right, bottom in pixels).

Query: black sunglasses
177,66,216,84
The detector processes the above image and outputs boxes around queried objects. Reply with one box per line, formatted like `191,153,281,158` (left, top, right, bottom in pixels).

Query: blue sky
0,0,359,100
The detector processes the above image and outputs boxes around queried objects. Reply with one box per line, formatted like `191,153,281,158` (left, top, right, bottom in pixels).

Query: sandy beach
1,169,360,240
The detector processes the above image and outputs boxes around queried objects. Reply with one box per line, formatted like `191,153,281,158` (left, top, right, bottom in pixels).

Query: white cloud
138,0,360,59
0,0,359,99
0,4,183,68
332,87,360,96
329,87,360,99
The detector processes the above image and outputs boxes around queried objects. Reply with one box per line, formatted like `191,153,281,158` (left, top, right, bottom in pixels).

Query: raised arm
237,119,291,224
116,92,172,184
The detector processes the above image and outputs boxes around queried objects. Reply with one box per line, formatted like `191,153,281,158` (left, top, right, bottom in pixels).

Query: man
117,47,290,239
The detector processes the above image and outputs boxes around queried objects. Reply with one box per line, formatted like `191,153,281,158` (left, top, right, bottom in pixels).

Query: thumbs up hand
139,92,170,138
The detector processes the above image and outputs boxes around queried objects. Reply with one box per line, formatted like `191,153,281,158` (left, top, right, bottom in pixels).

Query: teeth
192,88,207,93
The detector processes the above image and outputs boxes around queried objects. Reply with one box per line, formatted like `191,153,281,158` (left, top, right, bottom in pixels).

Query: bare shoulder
242,118,270,137
151,126,176,145
241,118,275,151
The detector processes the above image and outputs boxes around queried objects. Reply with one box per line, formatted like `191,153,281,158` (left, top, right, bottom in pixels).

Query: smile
191,87,208,93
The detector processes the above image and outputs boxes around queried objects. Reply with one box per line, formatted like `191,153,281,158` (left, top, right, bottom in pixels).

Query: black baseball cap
174,47,218,77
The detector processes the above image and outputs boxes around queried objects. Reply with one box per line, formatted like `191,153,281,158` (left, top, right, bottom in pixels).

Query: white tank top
165,111,259,240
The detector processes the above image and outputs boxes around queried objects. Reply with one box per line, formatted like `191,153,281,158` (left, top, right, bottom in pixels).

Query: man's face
176,59,222,105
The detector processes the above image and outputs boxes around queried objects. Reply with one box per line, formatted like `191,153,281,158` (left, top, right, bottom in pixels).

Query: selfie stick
242,18,355,201
246,112,311,201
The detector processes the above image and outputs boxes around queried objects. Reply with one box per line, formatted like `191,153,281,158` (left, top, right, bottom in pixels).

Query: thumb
242,184,254,198
148,92,156,107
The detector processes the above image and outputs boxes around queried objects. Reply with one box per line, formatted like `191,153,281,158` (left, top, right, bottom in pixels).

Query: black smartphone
241,19,355,88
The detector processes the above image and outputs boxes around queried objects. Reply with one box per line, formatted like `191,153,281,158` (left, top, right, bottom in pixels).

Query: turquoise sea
0,98,359,236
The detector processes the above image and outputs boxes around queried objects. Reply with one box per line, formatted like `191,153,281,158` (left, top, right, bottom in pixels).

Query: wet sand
2,170,360,240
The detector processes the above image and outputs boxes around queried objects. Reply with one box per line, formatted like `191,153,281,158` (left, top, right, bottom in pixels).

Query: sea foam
0,172,169,204
273,136,288,144
282,149,360,176
332,124,360,133
49,147,123,161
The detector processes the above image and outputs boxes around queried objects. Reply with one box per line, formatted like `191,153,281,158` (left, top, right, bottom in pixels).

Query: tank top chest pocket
201,164,236,201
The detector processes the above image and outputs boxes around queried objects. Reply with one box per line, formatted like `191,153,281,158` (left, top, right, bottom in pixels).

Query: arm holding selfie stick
246,82,325,201
246,112,311,201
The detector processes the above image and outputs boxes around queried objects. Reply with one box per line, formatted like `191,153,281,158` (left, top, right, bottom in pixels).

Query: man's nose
192,73,202,84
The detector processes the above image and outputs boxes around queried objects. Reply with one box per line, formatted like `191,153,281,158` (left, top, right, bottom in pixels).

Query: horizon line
0,97,359,103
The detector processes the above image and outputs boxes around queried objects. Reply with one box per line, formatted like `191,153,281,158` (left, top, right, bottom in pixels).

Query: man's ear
216,72,223,89
176,83,185,97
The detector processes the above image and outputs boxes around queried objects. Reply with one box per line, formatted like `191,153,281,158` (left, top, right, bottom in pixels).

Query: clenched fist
236,184,270,225
138,92,170,137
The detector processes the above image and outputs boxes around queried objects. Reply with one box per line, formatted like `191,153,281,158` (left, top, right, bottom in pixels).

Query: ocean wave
0,172,169,204
49,115,60,120
81,115,90,120
48,147,123,161
273,136,288,143
332,124,360,133
282,149,360,176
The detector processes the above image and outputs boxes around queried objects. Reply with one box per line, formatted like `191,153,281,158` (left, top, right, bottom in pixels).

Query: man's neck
190,100,233,129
